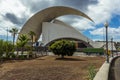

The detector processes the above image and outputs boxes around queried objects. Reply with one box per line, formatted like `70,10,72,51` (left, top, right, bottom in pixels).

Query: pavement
109,56,120,80
93,61,110,80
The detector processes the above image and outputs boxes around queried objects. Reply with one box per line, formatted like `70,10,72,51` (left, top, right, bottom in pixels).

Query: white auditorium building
18,6,116,51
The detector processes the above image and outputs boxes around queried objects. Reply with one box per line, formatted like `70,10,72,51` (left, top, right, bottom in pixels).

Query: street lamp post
111,38,113,57
104,21,109,63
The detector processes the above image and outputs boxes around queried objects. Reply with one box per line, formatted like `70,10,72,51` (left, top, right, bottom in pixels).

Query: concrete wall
42,20,116,49
42,22,93,46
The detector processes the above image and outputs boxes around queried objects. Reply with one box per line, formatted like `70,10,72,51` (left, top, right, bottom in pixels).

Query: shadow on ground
55,58,86,61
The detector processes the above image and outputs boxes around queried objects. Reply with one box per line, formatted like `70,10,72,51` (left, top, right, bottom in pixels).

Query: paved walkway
109,57,120,80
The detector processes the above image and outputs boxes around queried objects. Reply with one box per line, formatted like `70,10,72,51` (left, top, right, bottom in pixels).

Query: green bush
18,55,26,59
10,53,16,59
0,40,14,59
83,48,104,55
49,40,76,58
0,40,4,59
3,41,14,58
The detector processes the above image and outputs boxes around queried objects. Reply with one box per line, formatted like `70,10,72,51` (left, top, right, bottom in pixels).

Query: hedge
83,48,104,53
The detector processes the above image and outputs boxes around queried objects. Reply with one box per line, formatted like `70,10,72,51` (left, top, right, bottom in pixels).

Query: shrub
83,48,104,55
0,40,4,59
16,34,29,55
0,40,14,60
88,65,96,80
9,53,16,59
49,40,76,58
3,41,14,58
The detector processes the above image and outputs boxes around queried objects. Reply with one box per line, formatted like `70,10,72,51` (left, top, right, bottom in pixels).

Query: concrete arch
19,6,93,41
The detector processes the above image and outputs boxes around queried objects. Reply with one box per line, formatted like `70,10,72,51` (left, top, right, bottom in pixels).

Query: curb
108,56,120,80
93,56,119,80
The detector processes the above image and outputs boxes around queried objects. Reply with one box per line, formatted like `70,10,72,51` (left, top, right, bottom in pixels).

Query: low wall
108,56,120,80
93,56,118,80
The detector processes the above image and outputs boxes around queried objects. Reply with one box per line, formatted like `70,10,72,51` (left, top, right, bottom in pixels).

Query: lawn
0,56,105,80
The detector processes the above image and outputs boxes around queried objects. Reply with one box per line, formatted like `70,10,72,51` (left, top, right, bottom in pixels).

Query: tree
3,41,14,58
0,40,14,60
49,40,76,58
0,40,5,60
17,34,29,55
28,31,36,47
9,28,18,46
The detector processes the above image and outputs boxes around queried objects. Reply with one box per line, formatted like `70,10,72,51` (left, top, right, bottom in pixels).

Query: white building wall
42,22,92,46
42,21,116,50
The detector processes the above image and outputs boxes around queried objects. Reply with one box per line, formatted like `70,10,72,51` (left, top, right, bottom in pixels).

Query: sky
0,0,120,42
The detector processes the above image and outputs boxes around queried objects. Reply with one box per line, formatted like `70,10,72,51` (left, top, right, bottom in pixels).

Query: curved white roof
19,6,93,41
42,19,93,46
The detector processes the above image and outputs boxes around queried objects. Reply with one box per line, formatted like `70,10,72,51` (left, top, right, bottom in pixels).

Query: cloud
0,0,30,37
0,0,27,17
90,27,120,41
20,0,98,27
21,0,98,13
0,0,120,41
81,0,120,25
1,13,25,28
20,0,55,13
54,0,98,11
0,0,98,35
5,13,23,25
90,0,120,24
65,0,120,42
0,0,28,27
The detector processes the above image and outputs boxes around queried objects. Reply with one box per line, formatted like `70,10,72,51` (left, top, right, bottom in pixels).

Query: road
109,57,120,80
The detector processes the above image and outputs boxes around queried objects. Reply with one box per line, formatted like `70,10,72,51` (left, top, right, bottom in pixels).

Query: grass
0,56,105,80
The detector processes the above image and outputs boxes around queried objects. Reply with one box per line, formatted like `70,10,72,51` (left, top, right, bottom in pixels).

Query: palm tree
9,28,18,46
17,34,29,55
28,31,36,47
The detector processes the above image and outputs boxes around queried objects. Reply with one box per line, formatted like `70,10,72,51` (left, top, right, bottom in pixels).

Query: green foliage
10,53,16,59
0,40,4,59
17,34,29,47
18,55,26,59
17,34,29,54
9,27,18,45
83,48,104,55
28,31,36,51
3,41,14,57
88,65,96,80
28,31,36,43
9,28,18,35
49,40,76,58
0,40,14,59
117,47,120,51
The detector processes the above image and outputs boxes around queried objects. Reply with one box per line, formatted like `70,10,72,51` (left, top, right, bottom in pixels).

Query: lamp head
104,21,109,28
